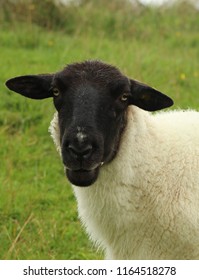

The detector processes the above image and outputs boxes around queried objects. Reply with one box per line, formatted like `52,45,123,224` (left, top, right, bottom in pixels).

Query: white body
49,106,199,259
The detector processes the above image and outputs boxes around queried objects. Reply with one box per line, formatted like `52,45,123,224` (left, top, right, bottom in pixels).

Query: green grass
0,1,199,259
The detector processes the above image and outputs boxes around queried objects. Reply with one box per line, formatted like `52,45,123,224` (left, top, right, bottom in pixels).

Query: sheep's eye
120,93,130,102
53,88,60,97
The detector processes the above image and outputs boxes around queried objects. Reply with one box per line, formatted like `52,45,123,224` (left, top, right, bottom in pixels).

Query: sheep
5,60,199,260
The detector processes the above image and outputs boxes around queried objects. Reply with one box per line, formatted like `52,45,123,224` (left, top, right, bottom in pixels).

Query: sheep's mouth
66,167,99,187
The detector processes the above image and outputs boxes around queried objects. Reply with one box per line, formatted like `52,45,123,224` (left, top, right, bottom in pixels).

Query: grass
0,0,199,260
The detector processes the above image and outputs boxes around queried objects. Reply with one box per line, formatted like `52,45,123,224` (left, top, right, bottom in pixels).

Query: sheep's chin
66,168,99,187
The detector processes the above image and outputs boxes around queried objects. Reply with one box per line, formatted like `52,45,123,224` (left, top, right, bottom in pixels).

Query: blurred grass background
0,0,199,259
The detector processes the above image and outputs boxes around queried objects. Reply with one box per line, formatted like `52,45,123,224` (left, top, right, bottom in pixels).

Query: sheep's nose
68,143,93,159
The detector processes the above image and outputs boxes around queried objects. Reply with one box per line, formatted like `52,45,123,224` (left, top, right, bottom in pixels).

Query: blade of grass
4,213,34,259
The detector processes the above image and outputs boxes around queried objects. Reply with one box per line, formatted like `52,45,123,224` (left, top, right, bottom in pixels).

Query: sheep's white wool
49,112,61,156
49,106,199,259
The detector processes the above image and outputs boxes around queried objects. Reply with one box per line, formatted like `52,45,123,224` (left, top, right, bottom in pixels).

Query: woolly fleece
49,106,199,259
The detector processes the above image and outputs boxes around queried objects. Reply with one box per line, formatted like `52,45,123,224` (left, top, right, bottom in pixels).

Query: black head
5,60,173,187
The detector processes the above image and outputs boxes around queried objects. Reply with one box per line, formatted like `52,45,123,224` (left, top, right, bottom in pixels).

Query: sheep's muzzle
66,167,100,187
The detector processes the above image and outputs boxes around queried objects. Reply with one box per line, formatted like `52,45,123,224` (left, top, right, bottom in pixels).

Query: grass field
0,0,199,260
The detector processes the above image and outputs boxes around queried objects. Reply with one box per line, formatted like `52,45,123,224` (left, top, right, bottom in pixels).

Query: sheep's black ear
5,74,54,100
129,79,173,111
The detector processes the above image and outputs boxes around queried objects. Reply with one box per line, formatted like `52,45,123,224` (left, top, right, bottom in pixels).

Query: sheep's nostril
68,143,93,159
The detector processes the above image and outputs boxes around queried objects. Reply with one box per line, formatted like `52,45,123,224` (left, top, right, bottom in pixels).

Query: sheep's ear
129,79,173,111
5,74,54,99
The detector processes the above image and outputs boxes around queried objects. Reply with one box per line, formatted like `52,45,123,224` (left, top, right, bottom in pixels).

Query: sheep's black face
52,62,131,186
5,60,173,187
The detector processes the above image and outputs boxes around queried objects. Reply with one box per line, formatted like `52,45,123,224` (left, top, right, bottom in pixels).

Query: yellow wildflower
180,73,186,80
